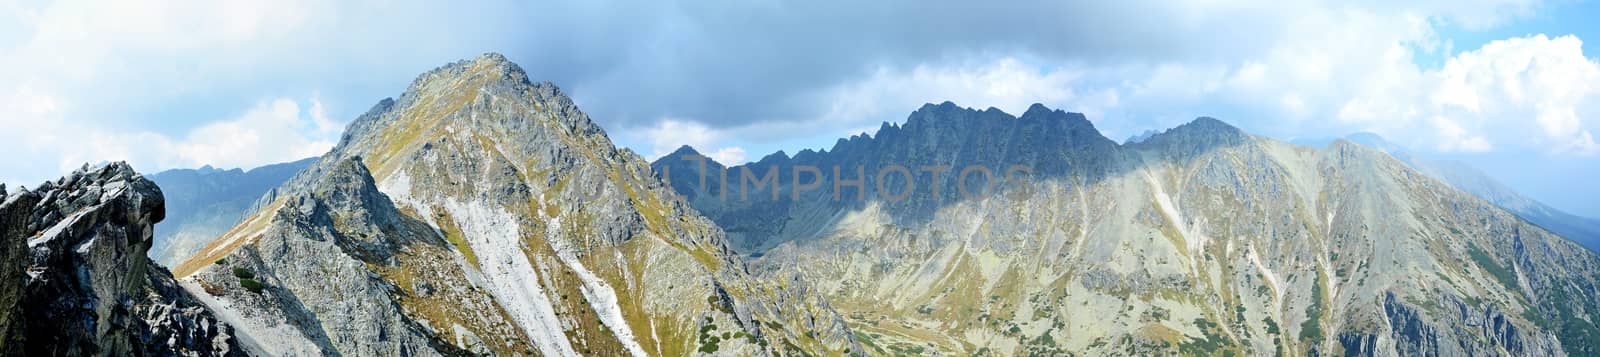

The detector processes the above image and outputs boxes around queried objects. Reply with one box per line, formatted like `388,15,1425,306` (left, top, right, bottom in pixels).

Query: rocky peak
1130,116,1249,160
404,52,529,94
668,144,705,158
24,162,165,227
294,156,419,260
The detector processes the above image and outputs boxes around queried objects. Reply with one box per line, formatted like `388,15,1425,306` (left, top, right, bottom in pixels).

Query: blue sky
2,0,1598,217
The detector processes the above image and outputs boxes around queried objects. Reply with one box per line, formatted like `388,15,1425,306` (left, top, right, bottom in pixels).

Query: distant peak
1124,129,1161,145
1167,116,1245,138
758,150,791,164
1344,132,1395,148
1188,116,1235,129
669,145,703,157
915,101,968,113
1022,103,1055,118
1342,132,1409,157
1131,116,1248,153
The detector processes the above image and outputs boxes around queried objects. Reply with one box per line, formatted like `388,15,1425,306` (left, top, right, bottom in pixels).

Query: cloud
625,119,748,164
1336,34,1600,155
806,57,1100,134
167,98,339,169
703,147,748,166
0,94,338,186
0,0,1582,185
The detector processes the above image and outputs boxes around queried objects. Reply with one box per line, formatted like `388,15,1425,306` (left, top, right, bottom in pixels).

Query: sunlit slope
175,53,862,356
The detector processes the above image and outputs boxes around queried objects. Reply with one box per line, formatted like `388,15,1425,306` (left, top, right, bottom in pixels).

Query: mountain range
146,158,315,267
654,103,1600,355
1,53,1598,356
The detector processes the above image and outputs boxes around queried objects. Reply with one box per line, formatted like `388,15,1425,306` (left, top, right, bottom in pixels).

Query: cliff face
0,163,241,355
173,53,861,356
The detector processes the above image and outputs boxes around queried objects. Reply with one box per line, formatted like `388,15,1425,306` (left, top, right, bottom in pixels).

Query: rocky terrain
658,103,1600,356
171,53,862,356
147,158,315,267
1333,133,1600,253
0,163,242,355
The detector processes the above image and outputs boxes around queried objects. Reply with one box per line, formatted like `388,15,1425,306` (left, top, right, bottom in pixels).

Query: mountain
656,102,1119,254
655,103,1600,355
0,163,242,355
170,54,861,355
1333,133,1600,253
1124,129,1161,144
146,158,314,267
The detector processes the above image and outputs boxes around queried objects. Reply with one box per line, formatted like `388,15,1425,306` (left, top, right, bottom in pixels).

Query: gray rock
0,162,242,355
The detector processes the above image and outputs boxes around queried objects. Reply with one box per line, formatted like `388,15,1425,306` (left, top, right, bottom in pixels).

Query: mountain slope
1338,133,1600,253
173,53,860,356
0,163,242,355
147,158,314,266
657,103,1600,356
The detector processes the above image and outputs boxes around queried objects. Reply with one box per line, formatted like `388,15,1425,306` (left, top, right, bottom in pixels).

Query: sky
1,0,1598,217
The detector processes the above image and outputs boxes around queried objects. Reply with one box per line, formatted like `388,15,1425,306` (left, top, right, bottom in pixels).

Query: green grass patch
1467,243,1519,292
239,278,265,294
1299,277,1325,344
232,267,255,280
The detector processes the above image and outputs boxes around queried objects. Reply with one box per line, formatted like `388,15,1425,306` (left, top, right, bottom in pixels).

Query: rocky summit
656,103,1600,356
0,162,242,355
171,53,860,356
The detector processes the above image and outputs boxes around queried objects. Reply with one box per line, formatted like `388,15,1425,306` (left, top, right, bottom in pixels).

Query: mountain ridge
172,53,863,356
655,102,1600,355
1311,133,1600,253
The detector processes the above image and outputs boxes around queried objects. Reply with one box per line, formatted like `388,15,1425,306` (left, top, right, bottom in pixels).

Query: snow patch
546,216,649,357
380,171,492,290
442,199,578,356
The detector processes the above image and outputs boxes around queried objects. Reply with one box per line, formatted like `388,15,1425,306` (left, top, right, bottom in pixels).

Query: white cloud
0,0,333,184
168,98,338,169
1337,34,1600,155
626,119,748,164
703,147,747,166
817,58,1095,127
0,94,338,186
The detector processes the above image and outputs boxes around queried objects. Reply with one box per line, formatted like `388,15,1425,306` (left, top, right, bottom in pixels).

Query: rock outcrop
0,163,241,355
